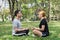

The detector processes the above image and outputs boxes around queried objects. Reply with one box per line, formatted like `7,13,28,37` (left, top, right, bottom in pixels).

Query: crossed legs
33,29,42,37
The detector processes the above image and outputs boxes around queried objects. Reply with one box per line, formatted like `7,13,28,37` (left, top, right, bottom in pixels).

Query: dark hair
12,10,22,21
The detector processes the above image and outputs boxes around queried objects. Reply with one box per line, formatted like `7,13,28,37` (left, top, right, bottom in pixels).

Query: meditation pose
12,10,29,36
32,10,49,37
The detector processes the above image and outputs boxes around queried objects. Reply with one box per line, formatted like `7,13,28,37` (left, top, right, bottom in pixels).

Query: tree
50,0,60,20
8,0,16,20
47,0,50,22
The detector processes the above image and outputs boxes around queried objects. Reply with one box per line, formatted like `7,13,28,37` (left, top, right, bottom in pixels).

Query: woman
32,10,49,37
12,10,29,36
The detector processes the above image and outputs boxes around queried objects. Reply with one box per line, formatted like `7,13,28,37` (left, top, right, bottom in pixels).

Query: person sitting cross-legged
32,10,49,37
12,10,29,36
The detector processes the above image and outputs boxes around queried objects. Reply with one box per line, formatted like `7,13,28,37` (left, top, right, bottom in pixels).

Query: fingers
31,27,36,30
25,27,30,30
24,27,36,30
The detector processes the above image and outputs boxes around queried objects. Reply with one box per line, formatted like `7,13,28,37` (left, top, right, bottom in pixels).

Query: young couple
12,10,49,37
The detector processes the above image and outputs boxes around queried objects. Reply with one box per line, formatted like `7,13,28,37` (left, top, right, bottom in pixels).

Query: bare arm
14,27,25,32
33,25,45,31
39,25,45,31
14,27,29,32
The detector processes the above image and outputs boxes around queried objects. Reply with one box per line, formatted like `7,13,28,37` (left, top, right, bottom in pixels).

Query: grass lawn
0,21,60,40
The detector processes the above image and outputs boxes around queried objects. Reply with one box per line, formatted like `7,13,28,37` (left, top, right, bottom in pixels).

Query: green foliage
1,0,60,21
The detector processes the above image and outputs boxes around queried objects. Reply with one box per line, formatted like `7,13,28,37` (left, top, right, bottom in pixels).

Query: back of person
12,18,21,35
39,18,49,36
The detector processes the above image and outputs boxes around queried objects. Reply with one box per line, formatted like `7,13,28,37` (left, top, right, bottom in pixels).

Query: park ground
0,21,60,40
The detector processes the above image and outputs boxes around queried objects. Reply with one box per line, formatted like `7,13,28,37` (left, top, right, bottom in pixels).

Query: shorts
42,32,48,37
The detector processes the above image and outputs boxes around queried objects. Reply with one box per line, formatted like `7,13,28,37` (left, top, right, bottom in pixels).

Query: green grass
0,21,60,40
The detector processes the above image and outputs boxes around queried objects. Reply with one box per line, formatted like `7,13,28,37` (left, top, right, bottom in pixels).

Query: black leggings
15,29,29,35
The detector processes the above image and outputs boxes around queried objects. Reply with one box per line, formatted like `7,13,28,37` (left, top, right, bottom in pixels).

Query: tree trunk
47,0,50,22
1,14,4,22
8,0,15,20
16,0,18,10
19,1,22,10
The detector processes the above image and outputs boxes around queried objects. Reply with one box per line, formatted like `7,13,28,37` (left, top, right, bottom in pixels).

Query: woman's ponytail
12,10,21,21
12,14,15,21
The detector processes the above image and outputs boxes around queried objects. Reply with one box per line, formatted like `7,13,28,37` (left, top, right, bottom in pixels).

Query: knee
33,30,37,33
